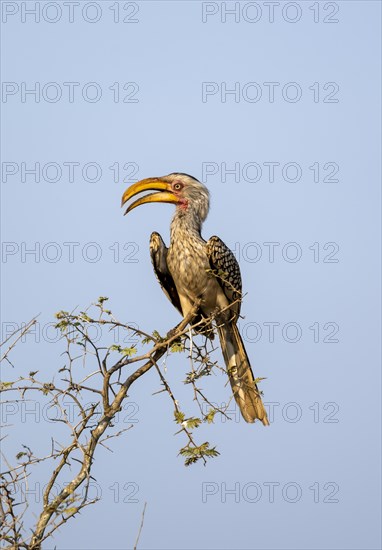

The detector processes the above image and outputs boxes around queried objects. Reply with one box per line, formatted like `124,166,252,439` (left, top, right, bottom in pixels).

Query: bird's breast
167,237,212,299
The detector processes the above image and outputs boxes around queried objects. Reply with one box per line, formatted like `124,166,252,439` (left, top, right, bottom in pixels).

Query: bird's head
121,173,210,223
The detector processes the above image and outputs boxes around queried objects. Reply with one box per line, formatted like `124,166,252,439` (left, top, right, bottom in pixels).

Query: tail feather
218,323,269,425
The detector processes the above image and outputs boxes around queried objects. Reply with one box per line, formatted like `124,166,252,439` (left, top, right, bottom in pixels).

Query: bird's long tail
217,322,269,425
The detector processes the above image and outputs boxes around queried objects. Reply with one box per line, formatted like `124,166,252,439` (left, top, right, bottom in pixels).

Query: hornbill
121,173,269,425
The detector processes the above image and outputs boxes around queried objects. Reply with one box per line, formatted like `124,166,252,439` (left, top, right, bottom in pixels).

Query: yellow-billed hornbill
121,173,269,425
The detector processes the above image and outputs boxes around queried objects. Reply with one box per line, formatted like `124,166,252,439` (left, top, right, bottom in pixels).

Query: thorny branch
0,296,263,548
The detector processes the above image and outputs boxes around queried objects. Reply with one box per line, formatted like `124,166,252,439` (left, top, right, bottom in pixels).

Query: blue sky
1,1,381,549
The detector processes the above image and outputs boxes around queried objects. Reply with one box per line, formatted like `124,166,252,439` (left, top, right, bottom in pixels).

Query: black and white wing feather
206,235,242,316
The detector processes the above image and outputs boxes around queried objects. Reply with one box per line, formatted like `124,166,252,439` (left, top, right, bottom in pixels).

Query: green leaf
151,330,165,343
179,442,220,466
174,410,185,424
55,320,69,332
16,452,28,460
55,310,69,319
183,417,202,430
109,344,122,352
109,344,137,355
0,381,14,389
41,383,54,396
204,446,220,459
121,347,137,357
170,341,183,353
79,312,92,322
64,507,78,516
204,408,216,424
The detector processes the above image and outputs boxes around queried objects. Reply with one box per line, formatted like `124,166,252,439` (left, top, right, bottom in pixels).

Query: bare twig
0,318,38,364
133,502,147,550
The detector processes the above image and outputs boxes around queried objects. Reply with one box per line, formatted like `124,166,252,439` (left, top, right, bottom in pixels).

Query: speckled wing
206,235,242,317
149,232,182,315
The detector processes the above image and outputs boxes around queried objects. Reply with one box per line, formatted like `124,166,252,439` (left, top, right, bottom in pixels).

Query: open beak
121,177,179,215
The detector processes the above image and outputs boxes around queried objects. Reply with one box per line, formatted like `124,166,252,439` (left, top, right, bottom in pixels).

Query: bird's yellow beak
121,177,179,215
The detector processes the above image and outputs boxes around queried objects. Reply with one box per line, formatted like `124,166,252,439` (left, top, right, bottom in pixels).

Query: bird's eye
173,183,183,191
